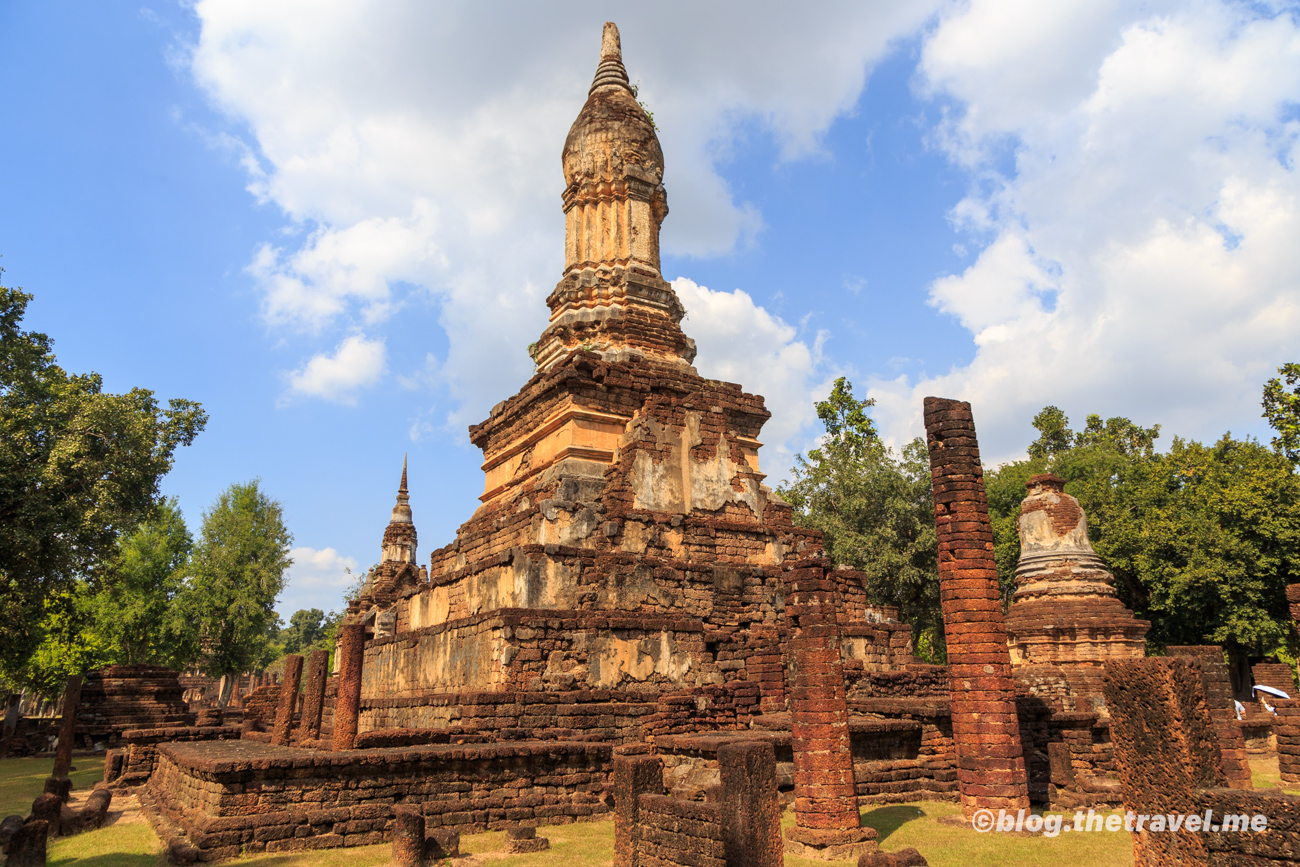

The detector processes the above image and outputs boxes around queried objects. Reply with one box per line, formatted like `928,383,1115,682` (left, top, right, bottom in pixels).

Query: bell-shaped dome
561,22,663,190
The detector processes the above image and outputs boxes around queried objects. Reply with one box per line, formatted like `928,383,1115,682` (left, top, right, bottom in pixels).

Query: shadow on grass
49,856,158,867
860,804,930,843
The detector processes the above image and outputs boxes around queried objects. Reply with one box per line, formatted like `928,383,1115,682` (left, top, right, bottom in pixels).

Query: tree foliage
86,498,194,668
780,378,941,653
1264,363,1300,464
0,282,206,680
986,407,1300,660
279,607,342,657
174,481,293,696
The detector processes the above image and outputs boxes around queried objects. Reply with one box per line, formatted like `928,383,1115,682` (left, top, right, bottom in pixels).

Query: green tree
0,282,207,681
174,481,293,707
780,378,941,658
1264,363,1300,464
85,498,194,668
280,608,330,656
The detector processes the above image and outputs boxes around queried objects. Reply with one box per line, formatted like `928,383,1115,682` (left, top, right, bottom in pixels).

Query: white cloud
279,546,359,617
674,278,836,484
186,1,942,439
284,334,387,405
868,0,1300,461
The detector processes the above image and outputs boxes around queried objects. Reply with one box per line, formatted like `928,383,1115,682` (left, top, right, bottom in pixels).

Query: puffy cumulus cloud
869,0,1300,462
283,334,388,405
279,546,359,617
673,278,836,484
186,0,941,442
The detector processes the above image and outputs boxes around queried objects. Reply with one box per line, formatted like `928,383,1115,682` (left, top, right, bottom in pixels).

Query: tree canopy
173,480,293,704
1264,363,1300,465
0,282,206,679
779,378,941,656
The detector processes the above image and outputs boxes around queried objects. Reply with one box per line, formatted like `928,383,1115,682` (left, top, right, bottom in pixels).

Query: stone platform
142,738,612,861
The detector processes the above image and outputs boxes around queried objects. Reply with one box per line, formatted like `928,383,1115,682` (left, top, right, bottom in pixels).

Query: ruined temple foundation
923,398,1030,817
131,25,1036,864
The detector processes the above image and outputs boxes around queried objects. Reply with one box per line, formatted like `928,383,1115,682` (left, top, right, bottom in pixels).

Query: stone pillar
782,560,877,860
922,397,1029,817
1274,699,1300,783
300,649,329,742
613,753,663,867
6,819,48,867
719,740,782,867
1103,657,1223,867
1166,646,1251,789
1288,583,1300,630
48,674,83,802
30,793,61,836
331,624,365,751
392,808,426,867
272,654,304,746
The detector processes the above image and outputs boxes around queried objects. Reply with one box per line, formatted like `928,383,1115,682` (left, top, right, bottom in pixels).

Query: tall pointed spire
390,456,412,524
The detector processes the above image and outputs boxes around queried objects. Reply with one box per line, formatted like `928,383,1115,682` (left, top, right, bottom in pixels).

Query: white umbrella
1253,684,1291,699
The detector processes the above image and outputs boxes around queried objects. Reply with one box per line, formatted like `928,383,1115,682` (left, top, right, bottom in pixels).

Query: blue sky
2,2,1297,620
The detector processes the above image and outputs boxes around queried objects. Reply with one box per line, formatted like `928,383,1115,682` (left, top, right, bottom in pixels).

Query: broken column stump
6,819,48,867
613,753,664,867
299,648,329,742
1104,657,1224,867
331,624,365,751
923,397,1030,818
782,559,877,861
272,654,304,746
505,825,550,853
719,740,783,867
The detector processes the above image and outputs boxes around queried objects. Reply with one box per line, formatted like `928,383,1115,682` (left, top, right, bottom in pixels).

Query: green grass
1249,754,1300,795
0,755,105,818
48,823,161,867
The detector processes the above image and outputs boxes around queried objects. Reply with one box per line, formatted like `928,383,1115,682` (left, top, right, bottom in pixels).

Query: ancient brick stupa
352,21,858,716
1005,473,1149,710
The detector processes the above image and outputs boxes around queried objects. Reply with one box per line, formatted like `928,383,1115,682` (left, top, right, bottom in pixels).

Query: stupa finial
589,21,632,95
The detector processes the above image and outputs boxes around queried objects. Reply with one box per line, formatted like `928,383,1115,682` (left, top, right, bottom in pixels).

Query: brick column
1274,699,1300,783
272,654,304,746
1167,646,1251,789
1103,658,1223,867
392,808,426,867
300,648,329,742
331,624,366,751
923,397,1029,817
719,739,782,867
613,753,663,867
782,559,877,860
